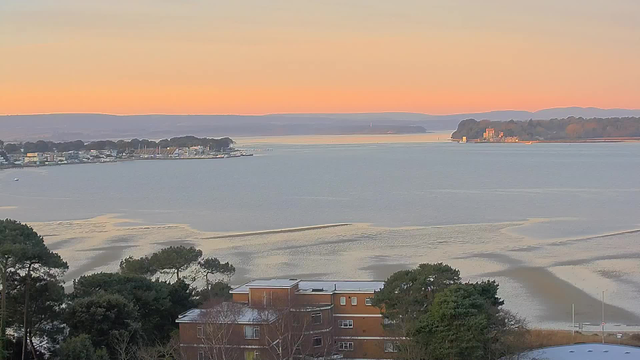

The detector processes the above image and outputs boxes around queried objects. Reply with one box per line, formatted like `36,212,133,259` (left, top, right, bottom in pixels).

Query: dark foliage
71,273,197,344
374,264,527,360
65,293,140,351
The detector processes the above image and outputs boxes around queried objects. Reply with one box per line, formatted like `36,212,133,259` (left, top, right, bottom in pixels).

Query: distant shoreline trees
452,117,640,141
1,136,235,154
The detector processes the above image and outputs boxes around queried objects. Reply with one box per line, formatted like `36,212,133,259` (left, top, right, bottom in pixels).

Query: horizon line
2,106,640,118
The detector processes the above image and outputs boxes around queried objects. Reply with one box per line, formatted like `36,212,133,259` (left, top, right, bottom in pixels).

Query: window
292,314,301,326
244,326,260,339
338,319,353,328
311,312,322,325
339,296,346,306
313,336,323,347
338,342,354,351
351,296,357,305
197,325,204,338
365,297,373,306
384,341,400,353
198,351,205,360
244,350,260,360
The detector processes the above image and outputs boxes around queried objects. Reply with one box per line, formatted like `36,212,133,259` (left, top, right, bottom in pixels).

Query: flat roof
298,280,384,293
230,279,301,293
520,343,640,359
177,303,278,324
231,279,384,294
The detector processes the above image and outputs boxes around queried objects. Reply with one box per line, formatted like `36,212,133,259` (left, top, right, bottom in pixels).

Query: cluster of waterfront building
457,128,520,143
2,149,118,167
130,146,253,160
0,146,252,168
481,128,519,142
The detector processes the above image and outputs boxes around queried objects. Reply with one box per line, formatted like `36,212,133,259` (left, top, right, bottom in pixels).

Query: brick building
177,279,399,360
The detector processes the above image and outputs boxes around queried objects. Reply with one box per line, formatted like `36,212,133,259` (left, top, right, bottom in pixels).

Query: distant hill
2,107,640,141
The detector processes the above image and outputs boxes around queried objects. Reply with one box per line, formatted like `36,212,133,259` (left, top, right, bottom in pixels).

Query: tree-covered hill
451,117,640,141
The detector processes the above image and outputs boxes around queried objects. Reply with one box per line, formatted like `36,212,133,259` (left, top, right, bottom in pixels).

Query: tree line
0,136,235,155
0,219,235,360
452,117,640,141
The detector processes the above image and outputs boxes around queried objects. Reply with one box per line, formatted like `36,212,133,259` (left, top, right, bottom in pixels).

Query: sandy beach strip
201,223,352,239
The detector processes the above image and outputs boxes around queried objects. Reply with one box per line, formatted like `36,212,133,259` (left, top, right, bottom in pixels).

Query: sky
1,0,639,115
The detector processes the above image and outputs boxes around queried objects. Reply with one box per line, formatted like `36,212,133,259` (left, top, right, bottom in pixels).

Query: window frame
339,296,346,306
365,297,373,306
351,296,357,305
198,350,205,360
312,336,323,347
338,319,354,328
338,342,354,351
244,325,260,339
197,325,204,338
311,312,322,325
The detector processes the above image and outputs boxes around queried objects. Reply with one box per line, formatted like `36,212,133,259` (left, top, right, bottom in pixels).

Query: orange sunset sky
1,0,639,115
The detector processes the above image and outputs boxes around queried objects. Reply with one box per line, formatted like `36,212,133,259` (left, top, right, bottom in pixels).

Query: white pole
572,303,575,338
601,291,605,344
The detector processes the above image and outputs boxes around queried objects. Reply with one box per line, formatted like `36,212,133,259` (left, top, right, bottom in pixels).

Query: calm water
3,142,640,328
1,142,639,238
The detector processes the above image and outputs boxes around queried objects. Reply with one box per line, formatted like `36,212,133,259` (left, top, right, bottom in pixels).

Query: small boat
13,178,19,182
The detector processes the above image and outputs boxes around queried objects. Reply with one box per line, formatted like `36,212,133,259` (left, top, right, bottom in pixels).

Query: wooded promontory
451,117,640,141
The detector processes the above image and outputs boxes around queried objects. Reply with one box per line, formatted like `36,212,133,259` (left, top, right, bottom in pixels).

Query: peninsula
452,116,640,143
0,136,249,169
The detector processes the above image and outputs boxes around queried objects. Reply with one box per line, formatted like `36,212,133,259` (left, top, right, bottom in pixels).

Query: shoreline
452,137,640,144
0,155,252,171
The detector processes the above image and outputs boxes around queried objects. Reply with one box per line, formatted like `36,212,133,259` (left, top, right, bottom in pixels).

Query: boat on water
13,178,19,182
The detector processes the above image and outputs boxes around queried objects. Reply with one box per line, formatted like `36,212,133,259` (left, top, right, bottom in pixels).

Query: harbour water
1,140,639,329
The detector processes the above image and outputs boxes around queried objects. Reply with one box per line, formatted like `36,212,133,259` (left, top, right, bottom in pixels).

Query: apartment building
177,279,399,360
